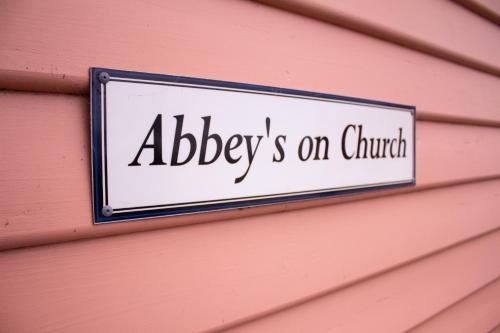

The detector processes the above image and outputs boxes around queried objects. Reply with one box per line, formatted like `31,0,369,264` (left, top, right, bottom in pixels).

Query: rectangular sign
90,68,415,223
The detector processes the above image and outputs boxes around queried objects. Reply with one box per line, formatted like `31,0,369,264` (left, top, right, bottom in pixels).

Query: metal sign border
90,67,416,224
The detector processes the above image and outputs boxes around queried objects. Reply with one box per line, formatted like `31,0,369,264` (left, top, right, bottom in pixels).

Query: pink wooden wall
1,0,500,331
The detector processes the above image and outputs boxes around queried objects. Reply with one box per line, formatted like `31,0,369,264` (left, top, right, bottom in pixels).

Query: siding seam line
253,0,500,79
207,226,500,332
2,89,500,128
453,0,500,26
488,322,500,333
404,275,500,332
2,174,500,252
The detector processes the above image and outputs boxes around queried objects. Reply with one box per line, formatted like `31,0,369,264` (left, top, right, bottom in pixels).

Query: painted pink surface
455,0,500,25
1,0,500,331
1,181,500,332
1,0,500,125
258,0,500,75
475,0,500,14
2,91,500,250
225,230,500,333
409,278,500,333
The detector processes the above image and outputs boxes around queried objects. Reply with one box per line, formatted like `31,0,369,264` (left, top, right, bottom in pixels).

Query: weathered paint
0,0,499,332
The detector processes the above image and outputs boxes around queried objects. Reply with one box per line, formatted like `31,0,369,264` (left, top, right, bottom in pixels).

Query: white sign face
91,68,415,223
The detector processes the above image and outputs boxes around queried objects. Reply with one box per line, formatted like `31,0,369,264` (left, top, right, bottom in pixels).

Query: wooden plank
1,91,500,250
479,0,500,16
1,0,500,125
257,0,500,76
454,0,500,25
1,182,500,332
222,230,500,333
408,278,500,333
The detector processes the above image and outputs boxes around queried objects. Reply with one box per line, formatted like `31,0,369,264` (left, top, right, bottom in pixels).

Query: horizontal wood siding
454,0,500,25
223,230,500,332
408,278,500,333
257,0,500,76
2,90,500,250
0,0,499,332
1,181,500,332
1,0,500,125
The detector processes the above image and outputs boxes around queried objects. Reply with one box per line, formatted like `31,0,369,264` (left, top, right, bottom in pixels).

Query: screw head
102,205,113,217
98,72,110,84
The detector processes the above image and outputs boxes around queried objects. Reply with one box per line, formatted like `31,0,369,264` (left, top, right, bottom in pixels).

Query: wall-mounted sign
90,68,415,223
